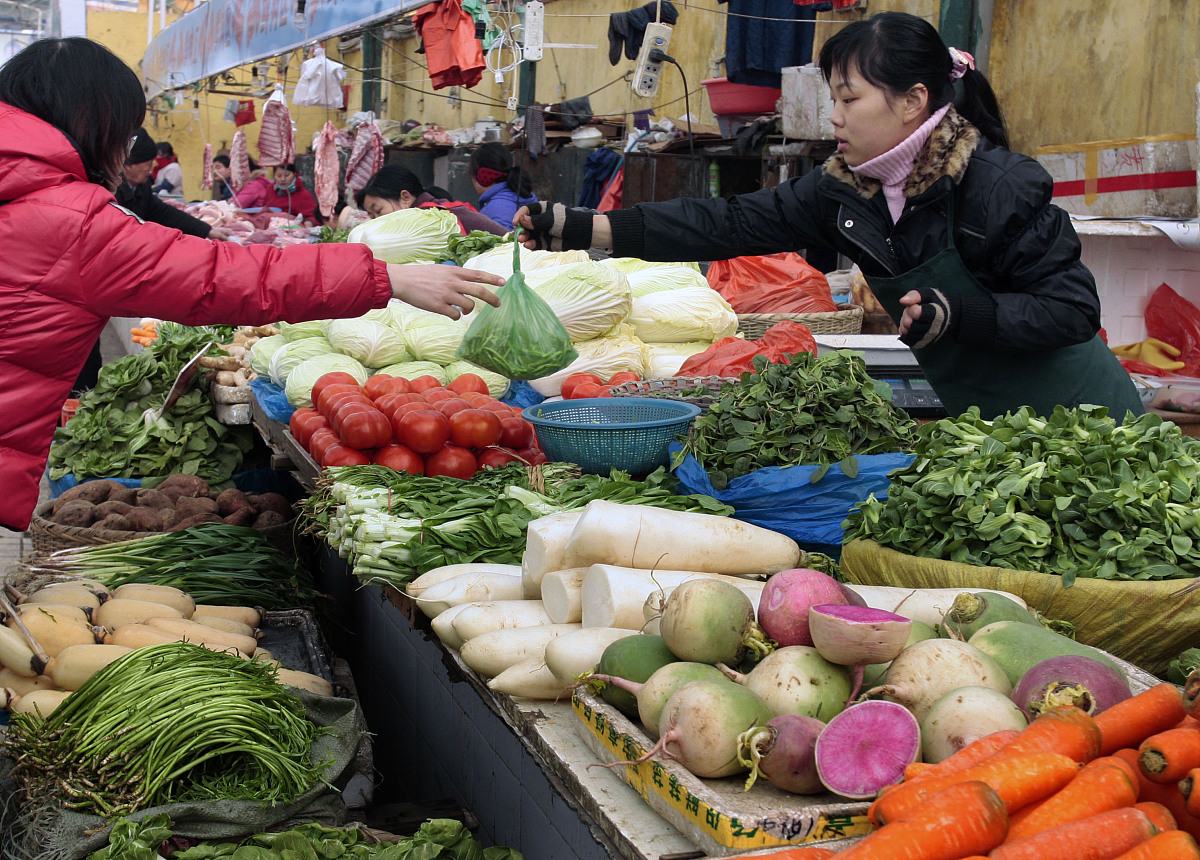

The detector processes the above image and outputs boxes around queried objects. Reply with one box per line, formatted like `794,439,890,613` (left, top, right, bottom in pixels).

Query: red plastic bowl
701,77,782,115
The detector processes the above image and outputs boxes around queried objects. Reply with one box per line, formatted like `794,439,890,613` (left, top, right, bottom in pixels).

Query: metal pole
519,60,536,111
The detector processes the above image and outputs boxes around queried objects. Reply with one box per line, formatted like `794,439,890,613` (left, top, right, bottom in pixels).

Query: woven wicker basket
27,499,299,556
736,302,864,339
608,375,736,412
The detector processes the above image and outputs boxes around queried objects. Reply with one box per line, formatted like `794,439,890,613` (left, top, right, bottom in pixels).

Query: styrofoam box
780,64,835,141
1035,135,1197,218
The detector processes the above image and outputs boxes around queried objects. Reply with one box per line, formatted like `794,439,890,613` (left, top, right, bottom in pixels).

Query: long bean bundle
27,524,312,607
4,643,325,816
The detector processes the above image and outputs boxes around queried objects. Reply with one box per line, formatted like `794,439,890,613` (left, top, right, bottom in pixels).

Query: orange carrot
1113,748,1200,841
839,781,1008,860
1140,726,1200,784
724,848,836,859
1005,756,1139,841
903,761,935,780
1097,684,1188,756
1111,830,1200,860
1134,801,1177,833
868,752,1079,826
988,806,1157,860
999,706,1102,764
904,730,1019,784
1181,767,1200,817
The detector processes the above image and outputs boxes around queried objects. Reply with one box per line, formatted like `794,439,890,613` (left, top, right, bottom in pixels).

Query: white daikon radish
452,600,554,642
544,627,639,686
459,624,582,677
430,603,475,650
521,510,585,598
540,568,588,623
407,563,522,598
488,656,570,700
413,572,524,619
843,584,1028,628
582,565,765,630
567,500,801,575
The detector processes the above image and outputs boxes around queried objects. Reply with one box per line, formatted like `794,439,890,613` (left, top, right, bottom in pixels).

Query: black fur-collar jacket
608,108,1102,352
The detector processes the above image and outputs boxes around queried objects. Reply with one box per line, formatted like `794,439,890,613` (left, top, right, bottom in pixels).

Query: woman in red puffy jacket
0,38,504,532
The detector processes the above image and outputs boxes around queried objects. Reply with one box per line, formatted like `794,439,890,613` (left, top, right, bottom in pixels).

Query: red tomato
321,445,371,467
562,372,603,399
479,401,512,415
447,373,490,396
372,443,425,474
478,447,522,469
316,385,367,416
288,408,324,448
517,447,549,466
462,392,494,407
423,389,457,404
437,399,473,418
339,408,394,450
425,445,478,479
448,409,502,449
571,382,611,399
329,401,377,435
607,371,640,386
374,392,424,420
307,428,341,463
409,376,444,393
365,374,413,400
311,373,362,405
395,409,451,454
498,416,534,449
509,405,526,419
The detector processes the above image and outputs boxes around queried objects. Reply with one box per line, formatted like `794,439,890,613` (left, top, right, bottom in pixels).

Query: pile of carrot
729,682,1200,860
130,320,158,346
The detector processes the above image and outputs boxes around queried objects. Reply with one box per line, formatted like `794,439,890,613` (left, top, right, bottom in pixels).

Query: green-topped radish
809,604,912,705
585,661,730,739
814,700,921,799
942,591,1041,640
865,638,1011,721
643,680,775,778
660,579,772,665
919,685,1028,763
967,621,1121,687
718,645,851,723
737,714,825,793
544,627,638,687
843,585,1030,629
594,634,679,718
581,565,765,631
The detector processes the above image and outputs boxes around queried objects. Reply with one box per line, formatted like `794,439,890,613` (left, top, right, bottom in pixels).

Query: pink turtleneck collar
851,103,952,224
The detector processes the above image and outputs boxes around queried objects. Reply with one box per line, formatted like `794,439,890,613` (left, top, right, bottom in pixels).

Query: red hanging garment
412,0,485,90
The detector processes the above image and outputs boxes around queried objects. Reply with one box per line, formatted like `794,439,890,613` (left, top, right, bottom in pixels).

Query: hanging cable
649,47,694,162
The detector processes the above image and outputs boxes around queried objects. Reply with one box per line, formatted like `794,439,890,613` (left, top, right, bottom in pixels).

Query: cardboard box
1035,135,1197,218
780,64,835,141
571,688,868,856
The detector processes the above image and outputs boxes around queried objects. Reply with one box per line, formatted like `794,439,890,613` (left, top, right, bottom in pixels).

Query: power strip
523,1,544,61
631,22,673,98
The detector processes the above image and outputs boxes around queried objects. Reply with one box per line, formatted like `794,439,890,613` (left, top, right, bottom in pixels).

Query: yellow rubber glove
1111,337,1186,370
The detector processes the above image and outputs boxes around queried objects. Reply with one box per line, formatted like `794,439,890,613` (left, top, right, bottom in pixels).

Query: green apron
865,197,1144,421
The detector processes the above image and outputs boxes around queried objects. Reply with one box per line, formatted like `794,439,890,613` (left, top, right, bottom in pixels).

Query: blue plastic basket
522,397,701,476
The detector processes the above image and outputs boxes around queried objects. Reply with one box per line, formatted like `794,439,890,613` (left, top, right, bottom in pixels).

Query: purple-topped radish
757,569,854,647
808,604,912,705
660,578,773,665
1010,655,1132,721
737,714,825,793
815,700,921,800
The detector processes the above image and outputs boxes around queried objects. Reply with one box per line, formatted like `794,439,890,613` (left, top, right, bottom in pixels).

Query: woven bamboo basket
736,302,864,339
608,375,737,412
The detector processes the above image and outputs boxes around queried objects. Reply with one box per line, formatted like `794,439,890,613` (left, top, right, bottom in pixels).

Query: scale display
872,367,947,418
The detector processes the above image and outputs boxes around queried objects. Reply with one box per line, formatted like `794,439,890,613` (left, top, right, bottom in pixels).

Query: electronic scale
813,334,948,419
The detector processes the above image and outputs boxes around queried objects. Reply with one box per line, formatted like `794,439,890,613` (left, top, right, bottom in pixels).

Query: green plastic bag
456,234,578,379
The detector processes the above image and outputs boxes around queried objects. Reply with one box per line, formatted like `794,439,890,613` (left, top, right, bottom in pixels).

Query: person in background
248,162,318,224
0,37,504,531
211,154,238,203
517,11,1142,422
151,140,183,197
469,141,537,227
356,164,507,235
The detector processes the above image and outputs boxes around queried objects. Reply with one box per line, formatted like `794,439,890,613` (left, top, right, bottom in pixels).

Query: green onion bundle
28,524,312,607
4,643,325,816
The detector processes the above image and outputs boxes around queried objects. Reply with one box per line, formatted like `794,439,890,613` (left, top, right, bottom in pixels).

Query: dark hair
355,164,425,208
156,141,174,157
424,185,453,200
0,37,146,188
469,141,533,197
275,162,296,172
818,11,1008,149
213,154,231,167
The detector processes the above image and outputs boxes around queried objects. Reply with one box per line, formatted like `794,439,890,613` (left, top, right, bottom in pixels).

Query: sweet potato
223,509,256,527
252,510,287,531
174,497,218,519
95,513,133,532
108,486,139,506
134,488,173,509
93,500,133,519
124,507,163,532
51,500,96,527
158,509,181,530
155,474,212,499
53,480,118,508
251,493,293,518
167,513,223,532
216,488,252,517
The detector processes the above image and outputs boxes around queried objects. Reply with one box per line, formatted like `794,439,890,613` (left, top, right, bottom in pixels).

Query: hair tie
475,167,508,187
949,47,976,81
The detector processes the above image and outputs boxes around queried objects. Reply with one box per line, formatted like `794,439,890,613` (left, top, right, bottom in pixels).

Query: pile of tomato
288,371,546,479
560,371,641,399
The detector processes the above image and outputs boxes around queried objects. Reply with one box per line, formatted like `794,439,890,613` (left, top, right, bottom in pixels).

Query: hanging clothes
257,85,295,168
793,0,858,7
525,105,547,157
578,147,622,209
412,0,485,90
717,0,816,88
461,0,498,50
608,1,679,66
292,46,347,109
345,121,386,192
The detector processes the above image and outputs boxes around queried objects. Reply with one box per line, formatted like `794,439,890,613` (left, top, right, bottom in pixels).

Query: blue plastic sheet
250,377,295,424
670,443,913,547
500,380,545,409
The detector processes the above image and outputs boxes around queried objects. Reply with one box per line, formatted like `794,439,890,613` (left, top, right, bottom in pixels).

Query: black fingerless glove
900,288,961,349
525,202,596,251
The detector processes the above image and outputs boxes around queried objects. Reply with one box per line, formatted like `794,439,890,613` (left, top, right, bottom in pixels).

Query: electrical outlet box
523,1,544,61
507,96,519,111
631,21,673,98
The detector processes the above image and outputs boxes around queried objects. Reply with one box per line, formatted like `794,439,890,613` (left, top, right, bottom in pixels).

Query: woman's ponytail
956,69,1009,150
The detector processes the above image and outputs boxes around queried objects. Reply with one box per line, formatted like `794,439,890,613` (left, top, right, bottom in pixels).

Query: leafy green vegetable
87,814,174,860
676,352,917,489
1168,647,1200,685
316,224,350,243
445,231,510,265
845,406,1200,585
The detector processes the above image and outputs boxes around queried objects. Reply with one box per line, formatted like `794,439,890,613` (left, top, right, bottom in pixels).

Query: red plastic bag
676,321,818,377
233,100,257,127
706,253,837,314
1144,283,1200,378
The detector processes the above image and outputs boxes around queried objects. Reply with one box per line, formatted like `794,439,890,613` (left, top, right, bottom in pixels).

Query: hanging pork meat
313,120,340,220
230,130,250,188
344,121,385,192
258,86,296,167
201,144,213,191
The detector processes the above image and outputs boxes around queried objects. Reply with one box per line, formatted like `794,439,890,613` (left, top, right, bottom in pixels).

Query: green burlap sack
2,690,367,860
842,538,1200,677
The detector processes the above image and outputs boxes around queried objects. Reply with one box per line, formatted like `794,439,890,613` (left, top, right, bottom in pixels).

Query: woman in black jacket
517,12,1142,421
